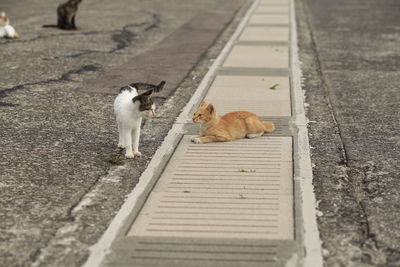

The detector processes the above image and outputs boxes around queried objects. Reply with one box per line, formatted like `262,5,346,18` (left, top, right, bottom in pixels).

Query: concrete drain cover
128,135,293,240
103,236,297,267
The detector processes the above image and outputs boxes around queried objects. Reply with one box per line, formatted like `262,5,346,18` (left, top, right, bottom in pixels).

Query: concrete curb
290,0,323,265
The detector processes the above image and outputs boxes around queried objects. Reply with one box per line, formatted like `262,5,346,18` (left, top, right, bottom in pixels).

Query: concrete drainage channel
84,0,323,266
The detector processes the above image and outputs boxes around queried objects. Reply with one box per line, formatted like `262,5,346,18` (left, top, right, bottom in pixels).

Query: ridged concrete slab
249,14,289,25
255,5,289,13
204,75,291,116
218,67,289,76
260,117,292,136
223,45,288,69
103,237,297,267
260,0,289,5
236,40,289,47
128,136,293,240
239,26,289,42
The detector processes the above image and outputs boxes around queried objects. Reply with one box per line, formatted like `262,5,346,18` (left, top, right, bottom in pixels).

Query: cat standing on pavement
114,81,165,158
191,101,275,144
43,0,82,30
0,12,19,39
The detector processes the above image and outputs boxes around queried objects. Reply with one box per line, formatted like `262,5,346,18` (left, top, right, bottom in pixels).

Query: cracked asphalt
0,0,247,266
296,0,400,266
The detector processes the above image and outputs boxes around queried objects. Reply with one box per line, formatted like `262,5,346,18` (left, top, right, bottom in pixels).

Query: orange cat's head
192,101,216,124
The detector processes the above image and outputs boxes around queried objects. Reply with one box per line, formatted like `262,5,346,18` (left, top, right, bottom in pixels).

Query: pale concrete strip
223,45,288,69
289,0,324,265
204,75,291,116
218,67,289,77
255,6,289,13
239,26,289,42
236,40,289,46
259,0,289,5
249,14,289,24
247,23,289,27
128,136,293,240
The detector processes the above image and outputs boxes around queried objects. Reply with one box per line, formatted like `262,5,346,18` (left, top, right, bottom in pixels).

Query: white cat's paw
118,144,124,149
134,151,142,157
191,137,203,144
125,152,135,159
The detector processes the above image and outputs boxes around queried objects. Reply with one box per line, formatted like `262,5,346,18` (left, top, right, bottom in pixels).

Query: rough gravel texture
296,0,400,266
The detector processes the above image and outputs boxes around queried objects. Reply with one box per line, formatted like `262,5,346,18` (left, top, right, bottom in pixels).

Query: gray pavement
0,0,248,266
296,0,400,266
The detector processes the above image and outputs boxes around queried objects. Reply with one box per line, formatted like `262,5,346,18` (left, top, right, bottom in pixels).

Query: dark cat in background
43,0,82,30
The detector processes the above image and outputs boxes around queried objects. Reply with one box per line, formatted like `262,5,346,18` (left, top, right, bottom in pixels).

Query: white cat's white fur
114,86,155,158
0,12,19,39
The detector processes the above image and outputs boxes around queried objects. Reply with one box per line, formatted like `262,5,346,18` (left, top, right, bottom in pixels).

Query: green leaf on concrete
269,83,280,90
239,169,256,173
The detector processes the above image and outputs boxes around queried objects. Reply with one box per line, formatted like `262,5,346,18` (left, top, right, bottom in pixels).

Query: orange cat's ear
206,103,215,114
200,101,208,108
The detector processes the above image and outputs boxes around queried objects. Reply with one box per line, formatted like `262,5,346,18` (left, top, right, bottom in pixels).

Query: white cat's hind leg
122,127,134,158
117,122,124,149
132,121,142,157
246,132,263,139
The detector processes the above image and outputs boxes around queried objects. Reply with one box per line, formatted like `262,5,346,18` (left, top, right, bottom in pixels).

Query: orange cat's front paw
190,136,203,144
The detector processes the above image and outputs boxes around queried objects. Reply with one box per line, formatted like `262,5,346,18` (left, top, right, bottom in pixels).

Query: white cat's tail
262,121,275,133
128,81,166,93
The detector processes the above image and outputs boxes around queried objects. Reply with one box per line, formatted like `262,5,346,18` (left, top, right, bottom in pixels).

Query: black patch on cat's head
119,85,133,92
132,90,154,111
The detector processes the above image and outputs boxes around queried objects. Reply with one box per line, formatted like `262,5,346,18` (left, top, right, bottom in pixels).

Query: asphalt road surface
0,0,248,266
296,0,400,266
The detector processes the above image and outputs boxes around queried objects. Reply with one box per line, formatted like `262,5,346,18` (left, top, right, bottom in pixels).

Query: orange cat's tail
262,122,275,133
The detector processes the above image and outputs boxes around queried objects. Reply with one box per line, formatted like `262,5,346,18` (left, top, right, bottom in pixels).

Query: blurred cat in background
0,12,19,39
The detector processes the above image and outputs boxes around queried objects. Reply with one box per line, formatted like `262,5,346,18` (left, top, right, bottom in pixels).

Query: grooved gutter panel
103,237,297,267
128,136,293,239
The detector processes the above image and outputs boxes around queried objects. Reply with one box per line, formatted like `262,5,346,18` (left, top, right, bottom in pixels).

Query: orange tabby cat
191,102,275,144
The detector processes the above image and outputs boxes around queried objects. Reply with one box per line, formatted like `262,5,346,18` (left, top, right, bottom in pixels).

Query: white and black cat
114,81,165,158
